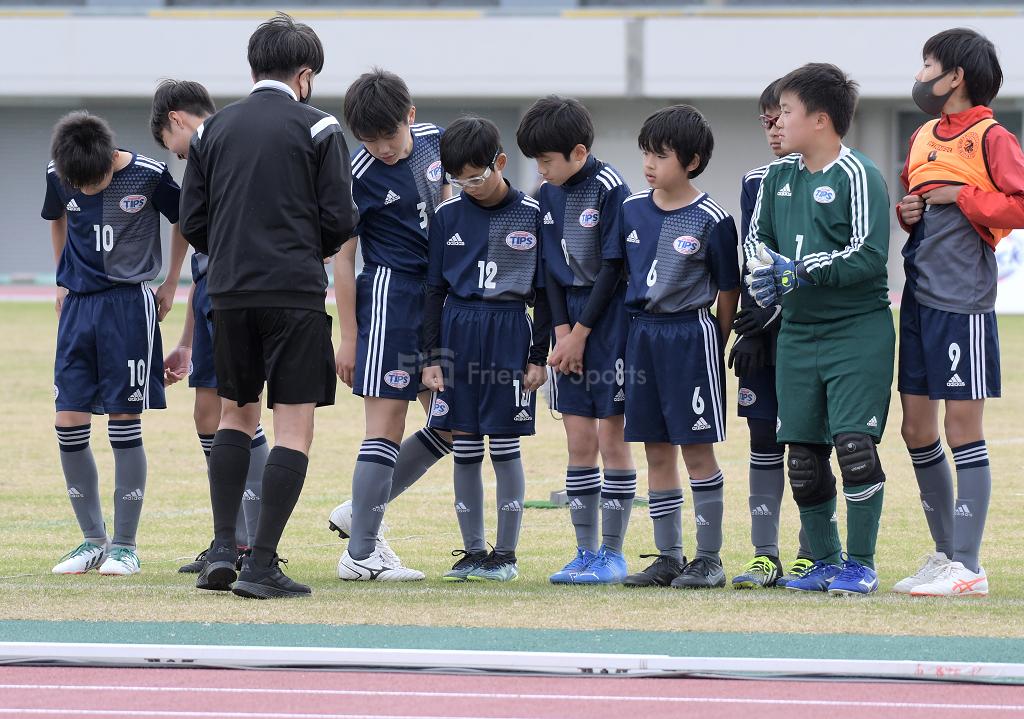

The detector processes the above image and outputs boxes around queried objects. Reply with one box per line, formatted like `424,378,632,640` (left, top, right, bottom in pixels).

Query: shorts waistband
361,264,425,283
446,297,526,312
66,283,149,298
633,308,709,323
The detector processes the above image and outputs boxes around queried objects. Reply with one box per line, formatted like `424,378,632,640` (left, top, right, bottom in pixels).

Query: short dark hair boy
922,27,1002,107
247,12,323,102
150,80,216,151
50,111,116,189
637,104,714,178
777,63,858,138
342,68,413,141
516,95,594,160
440,115,502,178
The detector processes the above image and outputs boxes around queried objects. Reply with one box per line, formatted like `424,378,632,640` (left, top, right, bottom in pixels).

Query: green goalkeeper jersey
743,146,891,324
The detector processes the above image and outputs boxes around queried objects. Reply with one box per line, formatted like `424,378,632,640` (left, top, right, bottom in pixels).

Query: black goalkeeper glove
728,335,767,378
732,305,782,338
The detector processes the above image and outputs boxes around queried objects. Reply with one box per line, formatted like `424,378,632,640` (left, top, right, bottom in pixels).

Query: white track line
0,686,1021,712
0,712,498,719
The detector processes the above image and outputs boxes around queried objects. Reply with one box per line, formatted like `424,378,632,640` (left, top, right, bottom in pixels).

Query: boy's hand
55,287,68,316
923,185,963,206
727,336,766,378
163,345,191,385
524,363,547,392
733,305,781,338
746,243,809,308
899,194,925,225
155,281,176,321
422,365,444,393
335,337,356,387
549,328,586,375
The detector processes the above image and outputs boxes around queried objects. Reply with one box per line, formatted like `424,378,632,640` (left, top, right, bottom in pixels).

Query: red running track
0,666,1022,718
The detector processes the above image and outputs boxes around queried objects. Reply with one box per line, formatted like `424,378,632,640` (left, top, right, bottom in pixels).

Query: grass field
2,300,1023,638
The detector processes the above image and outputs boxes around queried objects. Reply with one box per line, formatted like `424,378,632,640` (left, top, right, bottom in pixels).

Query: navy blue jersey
42,152,180,294
190,251,208,283
538,156,631,288
622,190,740,314
740,164,768,242
352,122,446,277
427,184,542,302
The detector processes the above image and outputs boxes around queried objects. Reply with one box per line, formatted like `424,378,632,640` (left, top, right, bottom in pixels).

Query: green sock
845,484,884,569
799,496,842,565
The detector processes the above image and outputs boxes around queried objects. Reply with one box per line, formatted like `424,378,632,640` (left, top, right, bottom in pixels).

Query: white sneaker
97,547,141,576
892,552,951,594
52,541,107,574
911,561,988,597
337,548,424,582
328,499,389,539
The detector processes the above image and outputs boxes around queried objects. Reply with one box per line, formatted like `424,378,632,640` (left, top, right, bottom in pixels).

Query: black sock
250,447,309,567
208,429,252,547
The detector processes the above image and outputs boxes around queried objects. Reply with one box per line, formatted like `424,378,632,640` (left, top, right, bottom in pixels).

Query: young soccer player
729,79,814,589
421,116,550,582
44,110,186,576
618,105,740,590
515,96,636,585
151,79,269,573
744,63,894,596
333,68,453,582
894,29,1024,597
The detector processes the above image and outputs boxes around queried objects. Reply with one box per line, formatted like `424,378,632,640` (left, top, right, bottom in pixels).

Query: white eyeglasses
446,150,499,189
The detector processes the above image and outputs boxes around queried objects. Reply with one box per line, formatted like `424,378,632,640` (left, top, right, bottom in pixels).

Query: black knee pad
835,433,885,488
747,418,782,454
787,443,836,507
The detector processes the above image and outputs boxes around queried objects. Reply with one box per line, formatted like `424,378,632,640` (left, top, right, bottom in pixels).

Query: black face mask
912,70,954,117
299,71,313,105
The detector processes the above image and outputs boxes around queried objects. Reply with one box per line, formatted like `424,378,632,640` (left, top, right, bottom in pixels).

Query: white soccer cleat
328,499,389,540
910,561,988,598
97,547,141,576
892,552,951,594
52,541,107,574
337,548,425,582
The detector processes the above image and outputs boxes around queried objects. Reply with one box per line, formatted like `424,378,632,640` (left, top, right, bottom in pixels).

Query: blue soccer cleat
573,546,628,585
828,555,879,596
549,547,597,584
785,560,842,593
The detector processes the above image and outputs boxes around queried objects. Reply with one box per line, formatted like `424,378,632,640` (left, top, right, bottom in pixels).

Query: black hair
637,104,714,178
923,28,1003,107
150,79,216,148
342,68,413,141
440,115,503,177
778,63,859,138
515,95,594,159
759,78,783,114
50,111,116,188
247,12,324,81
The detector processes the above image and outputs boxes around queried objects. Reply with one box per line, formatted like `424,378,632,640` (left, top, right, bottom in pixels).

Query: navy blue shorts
188,276,217,389
54,284,165,414
427,298,537,437
899,288,1000,400
549,286,628,419
354,265,424,401
737,360,778,421
624,309,725,445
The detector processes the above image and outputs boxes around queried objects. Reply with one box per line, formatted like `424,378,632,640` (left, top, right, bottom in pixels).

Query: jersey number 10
93,225,114,252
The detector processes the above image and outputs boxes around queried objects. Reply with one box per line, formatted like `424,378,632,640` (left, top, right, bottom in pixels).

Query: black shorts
212,307,337,408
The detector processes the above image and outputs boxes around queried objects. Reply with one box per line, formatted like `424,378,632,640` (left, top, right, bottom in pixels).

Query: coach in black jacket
179,13,358,600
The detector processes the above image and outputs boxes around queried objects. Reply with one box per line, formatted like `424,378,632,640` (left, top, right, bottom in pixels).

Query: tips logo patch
813,186,836,204
738,387,757,407
578,208,600,228
506,231,536,251
120,195,147,213
384,370,411,389
673,236,700,255
431,398,449,417
426,160,443,183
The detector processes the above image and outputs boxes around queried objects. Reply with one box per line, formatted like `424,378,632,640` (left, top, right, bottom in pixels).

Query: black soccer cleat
622,554,686,588
672,556,727,589
232,556,311,600
178,548,208,574
195,542,237,592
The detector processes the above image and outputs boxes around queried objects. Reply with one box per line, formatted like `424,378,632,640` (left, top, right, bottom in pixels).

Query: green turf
1,301,1023,638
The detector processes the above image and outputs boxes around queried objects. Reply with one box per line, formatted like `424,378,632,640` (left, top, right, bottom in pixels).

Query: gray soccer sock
389,428,452,501
691,470,725,563
952,441,991,574
56,424,107,546
566,465,601,552
490,437,525,555
749,449,785,558
453,436,486,553
648,489,684,562
908,439,954,559
109,419,146,549
601,469,636,553
240,426,269,547
348,437,400,560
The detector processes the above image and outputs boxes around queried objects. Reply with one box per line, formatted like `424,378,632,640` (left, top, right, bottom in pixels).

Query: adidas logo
121,489,144,501
777,183,792,197
500,500,523,512
127,389,144,402
751,503,772,517
568,497,584,511
695,514,710,526
66,199,81,212
384,190,401,205
447,233,464,246
613,389,626,402
954,503,973,518
603,498,624,511
242,489,260,501
626,230,640,244
514,409,532,422
866,416,878,428
543,212,554,225
371,503,387,513
947,374,965,388
67,487,84,499
921,499,934,513
455,501,470,513
692,417,711,431
830,511,838,523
